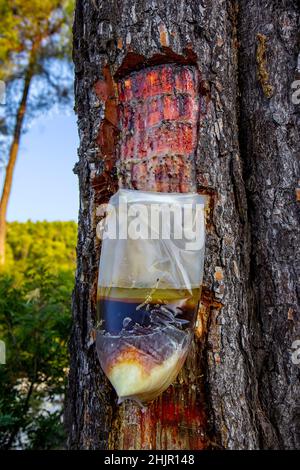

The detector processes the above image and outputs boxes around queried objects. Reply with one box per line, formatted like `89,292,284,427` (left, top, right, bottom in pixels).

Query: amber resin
96,287,201,403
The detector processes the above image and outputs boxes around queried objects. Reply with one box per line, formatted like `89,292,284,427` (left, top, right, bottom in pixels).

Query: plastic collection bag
96,189,205,404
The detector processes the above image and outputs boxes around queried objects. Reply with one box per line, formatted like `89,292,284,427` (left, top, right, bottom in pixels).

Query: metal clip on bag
96,189,205,404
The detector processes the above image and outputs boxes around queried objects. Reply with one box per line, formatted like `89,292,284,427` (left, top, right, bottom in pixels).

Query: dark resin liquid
95,287,201,401
96,287,201,336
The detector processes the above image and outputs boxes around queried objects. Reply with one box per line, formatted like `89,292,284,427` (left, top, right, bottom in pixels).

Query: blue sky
2,112,79,222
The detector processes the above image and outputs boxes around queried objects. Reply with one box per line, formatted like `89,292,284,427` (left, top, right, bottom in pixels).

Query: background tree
0,221,77,449
0,0,74,265
66,0,299,449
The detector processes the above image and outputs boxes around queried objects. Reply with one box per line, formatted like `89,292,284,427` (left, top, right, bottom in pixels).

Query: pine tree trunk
238,0,300,449
66,0,300,449
0,59,35,265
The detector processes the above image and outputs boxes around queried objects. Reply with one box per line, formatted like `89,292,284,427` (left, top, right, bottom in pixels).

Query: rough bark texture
66,0,300,449
238,0,300,449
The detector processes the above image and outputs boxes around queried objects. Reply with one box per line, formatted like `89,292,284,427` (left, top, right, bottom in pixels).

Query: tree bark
66,0,300,449
238,0,300,449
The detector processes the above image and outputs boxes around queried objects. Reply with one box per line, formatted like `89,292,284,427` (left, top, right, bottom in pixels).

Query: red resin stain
117,63,200,193
93,65,119,205
135,386,208,449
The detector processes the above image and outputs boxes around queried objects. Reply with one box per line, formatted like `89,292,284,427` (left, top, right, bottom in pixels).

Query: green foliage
0,2,19,67
0,0,74,81
26,410,66,450
0,221,77,449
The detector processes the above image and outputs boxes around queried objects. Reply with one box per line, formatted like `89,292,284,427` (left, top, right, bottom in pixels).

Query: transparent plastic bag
96,189,205,404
